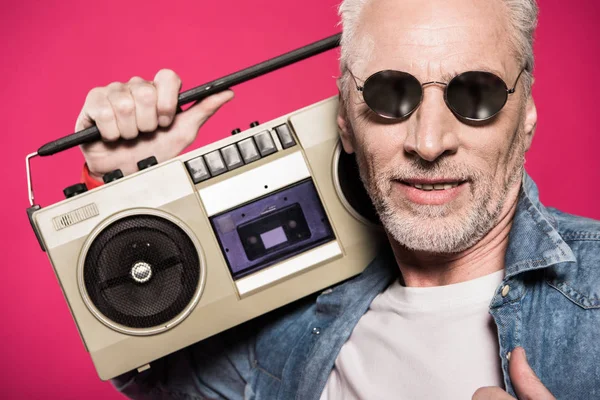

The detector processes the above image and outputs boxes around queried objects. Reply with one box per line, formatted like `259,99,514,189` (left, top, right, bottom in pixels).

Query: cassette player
25,35,385,380
27,96,385,380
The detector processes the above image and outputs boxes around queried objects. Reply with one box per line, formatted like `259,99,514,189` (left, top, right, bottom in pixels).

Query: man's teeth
411,182,460,191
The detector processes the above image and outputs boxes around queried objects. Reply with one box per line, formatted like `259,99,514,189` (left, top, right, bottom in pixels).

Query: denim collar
503,172,577,278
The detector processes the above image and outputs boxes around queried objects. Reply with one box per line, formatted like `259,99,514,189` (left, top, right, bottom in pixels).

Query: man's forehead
358,0,509,33
354,0,513,76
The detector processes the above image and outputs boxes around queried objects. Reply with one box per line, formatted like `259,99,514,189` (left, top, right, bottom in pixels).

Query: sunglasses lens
362,70,422,119
446,71,508,120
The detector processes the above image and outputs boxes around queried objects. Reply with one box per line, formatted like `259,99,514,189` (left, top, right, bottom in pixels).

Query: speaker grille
83,215,200,330
335,149,380,225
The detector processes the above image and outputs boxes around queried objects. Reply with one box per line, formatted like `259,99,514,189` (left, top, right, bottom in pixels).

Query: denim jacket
114,173,600,399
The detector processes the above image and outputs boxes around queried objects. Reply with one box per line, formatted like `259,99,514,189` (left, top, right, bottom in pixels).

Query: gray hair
338,0,539,98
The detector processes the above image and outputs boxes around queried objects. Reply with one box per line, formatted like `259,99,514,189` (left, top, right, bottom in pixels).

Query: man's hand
76,68,234,181
472,347,555,400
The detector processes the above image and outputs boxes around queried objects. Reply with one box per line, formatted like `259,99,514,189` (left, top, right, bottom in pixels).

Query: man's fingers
471,348,555,400
79,87,120,141
107,83,138,140
472,386,514,400
154,69,181,127
509,347,555,400
129,81,158,133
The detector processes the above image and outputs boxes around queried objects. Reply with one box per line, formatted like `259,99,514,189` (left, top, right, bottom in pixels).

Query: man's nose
403,85,459,162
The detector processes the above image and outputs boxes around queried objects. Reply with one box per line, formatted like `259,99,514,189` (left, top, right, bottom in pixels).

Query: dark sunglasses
349,68,525,121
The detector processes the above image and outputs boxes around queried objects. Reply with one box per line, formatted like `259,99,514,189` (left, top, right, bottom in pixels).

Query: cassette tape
28,95,385,380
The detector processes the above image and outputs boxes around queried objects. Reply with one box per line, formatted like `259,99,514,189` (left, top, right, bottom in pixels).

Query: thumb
509,347,555,400
175,89,235,139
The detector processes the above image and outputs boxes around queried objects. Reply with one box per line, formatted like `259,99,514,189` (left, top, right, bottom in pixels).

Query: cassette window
210,179,335,280
237,203,311,261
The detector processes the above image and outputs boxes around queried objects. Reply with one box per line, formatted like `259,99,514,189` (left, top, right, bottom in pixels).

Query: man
76,0,600,398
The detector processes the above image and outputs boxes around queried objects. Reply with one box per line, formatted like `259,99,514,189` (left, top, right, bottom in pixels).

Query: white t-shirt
320,269,505,400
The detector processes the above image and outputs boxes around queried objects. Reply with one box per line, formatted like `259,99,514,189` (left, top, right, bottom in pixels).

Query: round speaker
79,209,205,335
332,141,381,226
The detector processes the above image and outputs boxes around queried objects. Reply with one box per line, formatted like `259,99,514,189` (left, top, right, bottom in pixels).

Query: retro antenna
26,33,341,208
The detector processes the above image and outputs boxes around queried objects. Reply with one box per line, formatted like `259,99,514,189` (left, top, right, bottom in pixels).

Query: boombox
26,34,384,380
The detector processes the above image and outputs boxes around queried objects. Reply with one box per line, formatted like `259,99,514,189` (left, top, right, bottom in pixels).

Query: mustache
384,158,484,182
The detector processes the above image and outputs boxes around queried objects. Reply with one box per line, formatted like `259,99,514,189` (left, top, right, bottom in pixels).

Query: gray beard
356,139,526,254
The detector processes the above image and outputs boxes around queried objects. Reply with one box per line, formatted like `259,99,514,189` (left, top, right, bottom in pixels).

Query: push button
204,150,228,177
221,144,244,170
237,137,261,163
274,123,296,149
185,156,211,183
254,131,277,157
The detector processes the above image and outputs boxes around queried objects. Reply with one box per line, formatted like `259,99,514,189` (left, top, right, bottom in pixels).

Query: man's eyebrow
440,66,506,81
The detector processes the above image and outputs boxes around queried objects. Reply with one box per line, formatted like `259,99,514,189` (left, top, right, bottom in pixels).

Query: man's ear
522,93,537,152
337,78,355,154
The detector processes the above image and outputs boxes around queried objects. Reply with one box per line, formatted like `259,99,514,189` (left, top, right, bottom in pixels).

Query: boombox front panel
33,96,384,380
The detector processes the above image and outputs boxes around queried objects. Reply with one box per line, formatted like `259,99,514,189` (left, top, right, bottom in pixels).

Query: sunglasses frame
348,68,526,122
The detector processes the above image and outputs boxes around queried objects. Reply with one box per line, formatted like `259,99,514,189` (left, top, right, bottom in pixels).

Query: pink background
1,0,598,398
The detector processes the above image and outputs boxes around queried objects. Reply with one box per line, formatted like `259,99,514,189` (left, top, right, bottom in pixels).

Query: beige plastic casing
31,95,383,380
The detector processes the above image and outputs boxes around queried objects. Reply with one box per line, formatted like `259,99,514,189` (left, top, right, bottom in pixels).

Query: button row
185,124,296,184
186,134,272,183
63,124,297,199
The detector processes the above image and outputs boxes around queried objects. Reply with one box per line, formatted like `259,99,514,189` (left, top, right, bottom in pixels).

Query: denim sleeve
111,325,256,400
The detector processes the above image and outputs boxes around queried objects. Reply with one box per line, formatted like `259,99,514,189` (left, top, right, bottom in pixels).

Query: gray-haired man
78,0,600,398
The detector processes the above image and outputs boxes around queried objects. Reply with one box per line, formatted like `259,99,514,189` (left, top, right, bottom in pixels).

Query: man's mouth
392,179,468,205
398,180,467,191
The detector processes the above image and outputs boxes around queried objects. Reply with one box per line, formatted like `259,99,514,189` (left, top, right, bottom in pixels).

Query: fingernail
510,347,526,362
158,116,171,126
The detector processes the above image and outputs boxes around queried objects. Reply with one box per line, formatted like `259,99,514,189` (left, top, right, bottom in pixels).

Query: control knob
103,169,124,184
250,121,260,128
63,183,88,199
137,156,158,170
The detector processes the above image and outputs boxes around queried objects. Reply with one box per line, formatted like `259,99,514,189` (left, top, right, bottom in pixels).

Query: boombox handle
25,33,342,208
